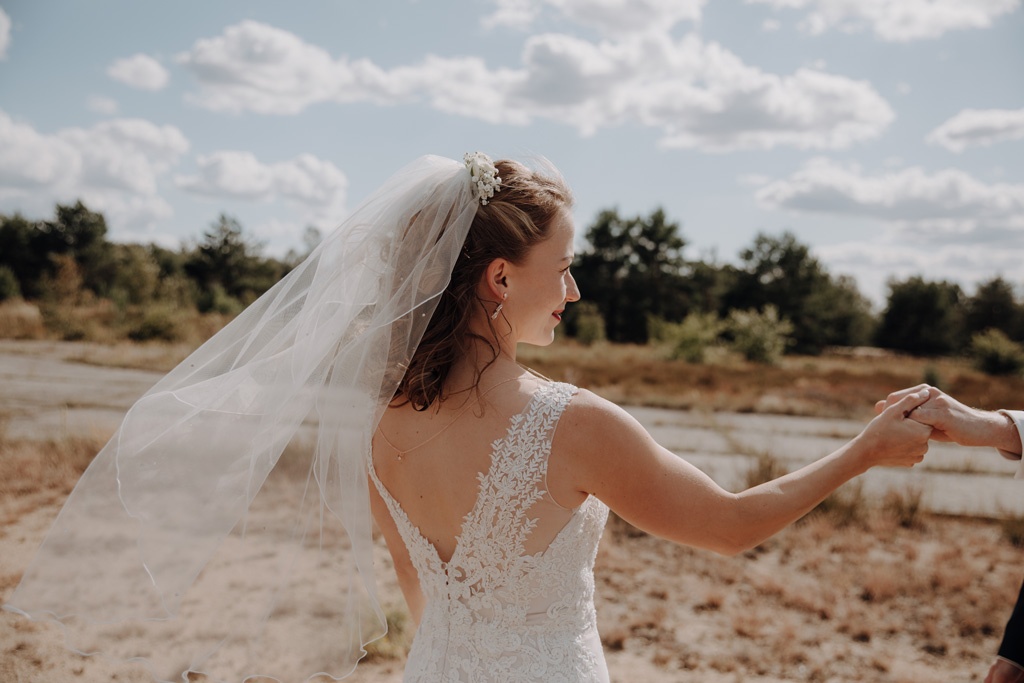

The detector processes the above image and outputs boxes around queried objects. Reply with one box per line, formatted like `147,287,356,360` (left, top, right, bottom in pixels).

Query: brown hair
394,159,573,411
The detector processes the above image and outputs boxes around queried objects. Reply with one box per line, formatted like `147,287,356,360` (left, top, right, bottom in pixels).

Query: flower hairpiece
464,152,501,205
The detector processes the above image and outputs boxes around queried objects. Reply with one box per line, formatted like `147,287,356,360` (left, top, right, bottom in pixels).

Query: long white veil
4,155,480,682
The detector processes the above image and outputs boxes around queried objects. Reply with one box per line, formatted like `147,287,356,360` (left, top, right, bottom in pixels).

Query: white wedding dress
369,382,610,682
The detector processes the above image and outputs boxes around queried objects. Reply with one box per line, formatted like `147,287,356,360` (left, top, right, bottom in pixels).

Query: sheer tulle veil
3,155,483,682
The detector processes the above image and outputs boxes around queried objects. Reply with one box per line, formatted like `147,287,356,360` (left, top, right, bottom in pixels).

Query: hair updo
393,159,573,411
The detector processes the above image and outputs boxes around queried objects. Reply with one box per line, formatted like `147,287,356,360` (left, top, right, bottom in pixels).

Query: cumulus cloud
483,0,706,35
0,111,187,232
746,0,1020,41
0,7,11,59
927,108,1024,152
178,21,893,152
816,238,1024,307
755,158,1024,239
87,95,119,115
175,150,348,220
107,53,170,91
0,112,81,189
764,159,1024,304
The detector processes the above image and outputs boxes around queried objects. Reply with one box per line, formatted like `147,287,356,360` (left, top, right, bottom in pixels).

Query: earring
490,293,507,320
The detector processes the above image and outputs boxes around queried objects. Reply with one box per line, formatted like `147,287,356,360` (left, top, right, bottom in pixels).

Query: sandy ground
1,340,1020,682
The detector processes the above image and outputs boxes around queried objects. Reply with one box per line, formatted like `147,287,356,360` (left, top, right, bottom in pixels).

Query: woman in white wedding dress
367,155,933,682
6,152,933,683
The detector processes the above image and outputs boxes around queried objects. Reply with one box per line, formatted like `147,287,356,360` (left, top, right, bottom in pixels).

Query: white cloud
747,0,1021,41
0,7,11,60
87,95,119,115
817,240,1024,307
755,158,1024,237
927,108,1024,152
483,0,540,29
0,111,81,188
107,53,170,91
175,151,348,219
0,111,187,233
483,0,706,35
179,21,893,152
177,21,350,115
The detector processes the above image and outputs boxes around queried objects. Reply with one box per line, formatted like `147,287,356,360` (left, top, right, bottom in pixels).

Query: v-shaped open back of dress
369,381,610,683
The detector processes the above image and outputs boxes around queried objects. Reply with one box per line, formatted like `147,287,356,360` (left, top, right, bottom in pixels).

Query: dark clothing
1001,576,1024,666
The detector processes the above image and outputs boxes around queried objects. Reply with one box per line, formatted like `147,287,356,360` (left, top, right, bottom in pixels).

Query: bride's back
371,375,583,563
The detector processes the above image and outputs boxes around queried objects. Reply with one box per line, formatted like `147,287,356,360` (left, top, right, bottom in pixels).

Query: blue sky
1,0,1022,306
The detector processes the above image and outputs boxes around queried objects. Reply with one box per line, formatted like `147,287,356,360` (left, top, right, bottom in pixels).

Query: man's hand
874,385,1022,456
987,657,1024,683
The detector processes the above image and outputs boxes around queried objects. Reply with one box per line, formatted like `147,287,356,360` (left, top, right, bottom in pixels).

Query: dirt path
2,340,1020,517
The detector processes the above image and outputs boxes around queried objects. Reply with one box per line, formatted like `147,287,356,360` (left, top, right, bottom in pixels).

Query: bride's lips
552,310,563,321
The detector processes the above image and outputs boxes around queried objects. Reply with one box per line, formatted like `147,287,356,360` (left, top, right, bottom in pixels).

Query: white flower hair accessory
464,151,501,205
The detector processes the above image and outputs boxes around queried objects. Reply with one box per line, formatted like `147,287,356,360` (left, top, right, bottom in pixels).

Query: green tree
963,277,1022,344
0,213,45,298
185,214,287,310
723,232,873,354
37,201,112,294
572,208,689,343
876,276,964,356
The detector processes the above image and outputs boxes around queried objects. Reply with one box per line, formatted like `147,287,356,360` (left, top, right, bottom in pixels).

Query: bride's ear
483,258,510,301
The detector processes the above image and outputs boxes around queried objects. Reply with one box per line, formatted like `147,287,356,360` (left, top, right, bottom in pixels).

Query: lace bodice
369,382,610,683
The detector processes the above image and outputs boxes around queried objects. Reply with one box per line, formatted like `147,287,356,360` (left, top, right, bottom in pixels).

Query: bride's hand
987,658,1024,683
856,389,933,469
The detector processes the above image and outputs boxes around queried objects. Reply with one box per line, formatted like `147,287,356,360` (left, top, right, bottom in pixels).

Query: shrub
0,266,21,301
743,451,788,488
1002,514,1024,548
128,305,185,342
812,480,868,528
197,283,244,316
922,365,943,388
667,312,724,363
882,485,925,529
0,300,45,339
970,328,1024,376
572,301,606,346
727,305,793,364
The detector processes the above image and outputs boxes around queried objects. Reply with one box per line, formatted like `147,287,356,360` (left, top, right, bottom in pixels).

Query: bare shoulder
558,387,654,456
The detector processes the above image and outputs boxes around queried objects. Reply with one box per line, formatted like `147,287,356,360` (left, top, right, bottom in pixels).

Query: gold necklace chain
377,376,522,461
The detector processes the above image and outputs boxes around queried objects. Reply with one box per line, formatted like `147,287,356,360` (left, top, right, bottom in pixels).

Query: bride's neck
446,338,521,393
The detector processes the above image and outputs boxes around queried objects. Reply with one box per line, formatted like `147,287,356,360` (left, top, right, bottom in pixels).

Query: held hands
856,389,933,469
987,658,1024,683
875,385,1022,456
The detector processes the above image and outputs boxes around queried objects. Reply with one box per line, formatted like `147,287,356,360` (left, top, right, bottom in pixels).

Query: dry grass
594,508,1018,681
2,338,1023,681
522,341,1024,419
1,428,1017,682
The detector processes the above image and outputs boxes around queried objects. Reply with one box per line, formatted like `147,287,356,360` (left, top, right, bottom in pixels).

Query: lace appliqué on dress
369,382,609,683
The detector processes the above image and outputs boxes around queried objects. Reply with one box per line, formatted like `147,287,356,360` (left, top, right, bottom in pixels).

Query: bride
5,152,932,683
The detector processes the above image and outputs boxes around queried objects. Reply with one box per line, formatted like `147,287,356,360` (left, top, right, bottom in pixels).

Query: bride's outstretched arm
553,388,932,556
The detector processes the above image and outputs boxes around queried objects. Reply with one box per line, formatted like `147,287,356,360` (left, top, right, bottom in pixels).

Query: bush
128,305,185,342
0,266,21,301
572,301,606,346
727,305,793,364
970,328,1024,376
672,312,724,363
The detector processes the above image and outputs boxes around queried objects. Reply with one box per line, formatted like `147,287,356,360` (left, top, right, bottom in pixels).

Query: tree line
1,201,1023,372
564,208,1024,370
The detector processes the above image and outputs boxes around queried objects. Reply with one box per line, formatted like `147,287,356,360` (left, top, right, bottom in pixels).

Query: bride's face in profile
505,209,580,347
